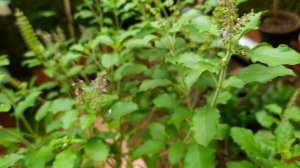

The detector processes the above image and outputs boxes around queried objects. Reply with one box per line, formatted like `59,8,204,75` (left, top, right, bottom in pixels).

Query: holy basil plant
0,0,300,167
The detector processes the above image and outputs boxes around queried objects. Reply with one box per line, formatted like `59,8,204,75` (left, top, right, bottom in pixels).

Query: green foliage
1,0,300,167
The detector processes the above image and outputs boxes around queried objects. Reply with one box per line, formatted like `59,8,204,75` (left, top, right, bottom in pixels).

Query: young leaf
248,43,300,66
84,138,110,162
0,55,9,66
284,106,300,122
0,153,24,168
238,64,294,83
168,142,185,165
265,104,282,115
110,101,138,120
223,76,245,89
132,139,165,159
169,106,191,129
184,143,215,168
53,150,76,168
192,107,220,146
192,16,218,35
235,12,264,41
126,35,157,48
25,145,54,168
61,110,78,129
139,78,171,91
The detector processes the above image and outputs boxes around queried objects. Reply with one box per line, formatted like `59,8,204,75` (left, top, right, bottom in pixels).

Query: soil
260,12,300,34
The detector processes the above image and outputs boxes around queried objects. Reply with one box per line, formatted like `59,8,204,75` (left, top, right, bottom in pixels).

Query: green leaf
80,114,96,130
235,12,263,41
226,160,255,168
265,104,282,115
284,106,300,122
61,110,78,129
53,150,76,168
238,64,294,83
35,101,51,121
111,101,138,120
0,153,24,168
15,91,41,118
139,78,171,91
49,98,74,114
149,123,167,141
192,16,218,35
230,127,271,160
274,121,295,151
249,43,300,66
132,139,164,159
184,68,206,90
91,35,114,47
25,145,54,168
0,55,9,66
101,53,119,69
168,142,185,165
255,110,277,128
184,143,215,168
126,35,157,48
85,138,110,162
67,65,82,77
223,76,245,89
0,128,21,146
192,107,220,146
169,106,191,129
0,103,11,112
114,63,148,80
153,93,178,110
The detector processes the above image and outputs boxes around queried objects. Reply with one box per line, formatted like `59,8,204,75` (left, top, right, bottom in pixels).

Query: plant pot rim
260,11,300,34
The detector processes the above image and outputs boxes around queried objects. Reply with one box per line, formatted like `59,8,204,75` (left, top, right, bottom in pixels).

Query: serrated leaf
85,138,110,162
80,114,96,130
132,139,164,159
184,68,206,90
168,142,185,165
111,101,138,120
101,53,119,69
192,107,220,146
249,43,300,66
238,64,294,83
0,153,24,168
35,101,51,121
139,78,171,91
274,121,295,151
15,91,41,118
230,127,271,160
0,103,11,112
53,150,76,168
192,16,218,35
184,143,215,168
284,106,300,122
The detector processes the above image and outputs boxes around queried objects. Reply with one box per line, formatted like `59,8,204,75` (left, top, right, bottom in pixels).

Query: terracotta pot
259,11,300,47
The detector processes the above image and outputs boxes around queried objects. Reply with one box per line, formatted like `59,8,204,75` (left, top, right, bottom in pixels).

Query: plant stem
209,44,232,108
63,0,76,39
283,88,300,115
21,116,37,136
